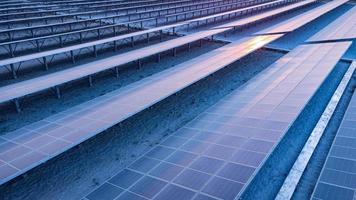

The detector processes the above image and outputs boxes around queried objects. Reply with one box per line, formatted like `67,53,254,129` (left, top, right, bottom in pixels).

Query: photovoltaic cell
312,86,356,199
1,1,343,187
108,169,143,189
87,183,123,200
85,42,351,199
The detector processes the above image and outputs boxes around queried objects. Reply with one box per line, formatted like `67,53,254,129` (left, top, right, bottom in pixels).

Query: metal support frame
70,50,75,63
173,48,177,57
137,59,142,69
88,75,93,87
13,98,21,113
54,86,61,99
115,66,119,78
10,63,17,79
43,56,48,70
0,0,285,81
93,45,97,57
157,53,161,63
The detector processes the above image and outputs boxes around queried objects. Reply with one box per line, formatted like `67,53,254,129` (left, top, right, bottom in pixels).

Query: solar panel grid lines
0,1,28,6
0,0,160,12
255,0,349,35
0,0,140,9
0,0,106,8
0,34,281,186
308,6,356,42
83,42,351,200
0,0,313,105
0,29,229,102
84,138,255,200
0,0,288,79
0,0,158,15
207,44,323,121
0,0,207,32
67,0,195,12
0,0,279,59
211,0,315,30
0,0,206,24
0,0,342,186
197,41,354,197
0,0,242,27
312,61,356,200
157,0,280,23
0,0,353,197
276,54,356,200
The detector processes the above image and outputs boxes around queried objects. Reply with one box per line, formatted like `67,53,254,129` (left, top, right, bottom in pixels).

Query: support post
93,45,97,57
113,40,117,51
7,32,12,42
43,57,48,70
10,64,17,79
36,40,40,52
9,44,14,57
88,75,93,87
173,48,176,57
79,32,83,43
137,59,142,69
115,67,119,78
13,99,21,113
131,36,134,47
70,51,75,64
60,36,63,47
157,53,161,63
55,86,61,99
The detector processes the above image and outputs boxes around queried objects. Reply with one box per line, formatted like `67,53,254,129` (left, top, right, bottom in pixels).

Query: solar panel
0,34,281,185
256,0,348,35
312,81,356,199
308,6,356,42
84,42,351,200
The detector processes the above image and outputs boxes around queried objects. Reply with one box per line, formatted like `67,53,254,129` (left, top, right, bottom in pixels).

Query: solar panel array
0,33,281,185
312,71,356,200
308,6,356,42
256,0,348,35
0,0,355,199
84,42,351,200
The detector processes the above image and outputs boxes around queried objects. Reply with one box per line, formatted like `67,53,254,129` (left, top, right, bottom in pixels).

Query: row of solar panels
0,0,355,199
0,0,321,186
0,0,268,58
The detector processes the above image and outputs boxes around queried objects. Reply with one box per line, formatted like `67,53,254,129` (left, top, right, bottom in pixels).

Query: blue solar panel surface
312,82,356,200
84,42,351,200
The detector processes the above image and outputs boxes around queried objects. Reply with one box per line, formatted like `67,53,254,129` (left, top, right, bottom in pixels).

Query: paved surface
83,42,351,200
